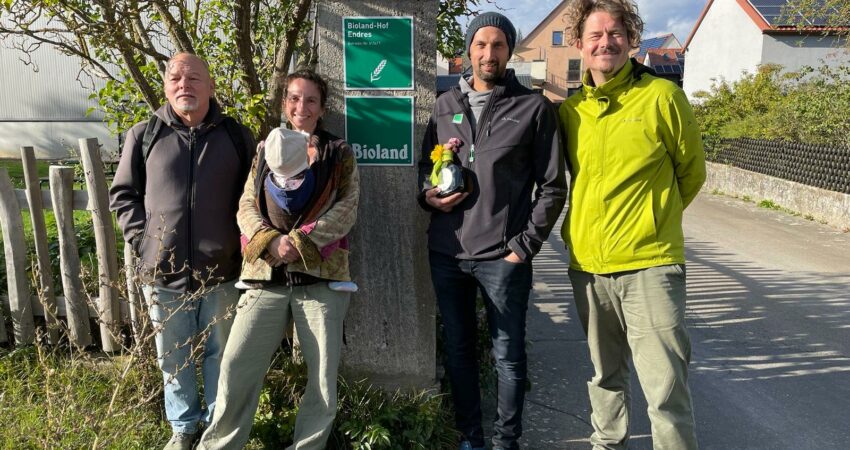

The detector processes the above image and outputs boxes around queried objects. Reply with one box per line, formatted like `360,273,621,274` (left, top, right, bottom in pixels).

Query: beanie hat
265,127,310,179
465,12,517,57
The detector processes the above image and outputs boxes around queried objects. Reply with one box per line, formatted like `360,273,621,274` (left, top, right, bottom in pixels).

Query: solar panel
748,0,838,27
637,35,669,58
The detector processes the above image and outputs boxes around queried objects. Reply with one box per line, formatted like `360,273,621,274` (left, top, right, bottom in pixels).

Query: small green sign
345,96,414,166
343,17,414,90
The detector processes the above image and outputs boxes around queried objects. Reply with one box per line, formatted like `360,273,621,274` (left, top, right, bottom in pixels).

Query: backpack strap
134,115,164,194
141,115,164,164
221,116,251,181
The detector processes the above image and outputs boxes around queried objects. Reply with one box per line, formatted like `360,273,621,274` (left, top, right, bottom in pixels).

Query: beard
174,100,199,112
476,59,506,82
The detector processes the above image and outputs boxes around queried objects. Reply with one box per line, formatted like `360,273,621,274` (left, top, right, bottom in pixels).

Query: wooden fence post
0,168,35,345
79,138,121,352
21,147,60,345
49,166,92,348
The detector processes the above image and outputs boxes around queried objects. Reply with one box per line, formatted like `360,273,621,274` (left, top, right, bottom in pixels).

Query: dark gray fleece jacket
110,100,255,291
418,70,568,262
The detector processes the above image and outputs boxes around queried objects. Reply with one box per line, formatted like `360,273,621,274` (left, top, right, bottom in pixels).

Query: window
567,59,581,82
552,31,563,46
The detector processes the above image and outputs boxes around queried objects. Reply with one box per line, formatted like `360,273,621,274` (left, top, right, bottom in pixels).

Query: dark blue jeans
430,251,532,450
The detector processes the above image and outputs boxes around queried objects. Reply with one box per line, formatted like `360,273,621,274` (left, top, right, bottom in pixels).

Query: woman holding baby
197,69,360,450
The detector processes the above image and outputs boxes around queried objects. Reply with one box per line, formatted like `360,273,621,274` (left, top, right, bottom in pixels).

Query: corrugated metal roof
1,38,108,121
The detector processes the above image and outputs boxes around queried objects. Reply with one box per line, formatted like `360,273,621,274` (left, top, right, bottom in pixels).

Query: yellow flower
430,144,444,164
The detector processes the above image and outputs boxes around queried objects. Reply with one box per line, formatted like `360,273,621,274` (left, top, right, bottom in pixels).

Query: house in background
0,43,117,159
510,0,582,102
634,33,682,61
683,0,850,99
643,48,685,86
509,1,687,102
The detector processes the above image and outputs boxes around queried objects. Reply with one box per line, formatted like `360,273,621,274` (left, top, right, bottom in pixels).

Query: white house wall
762,34,850,73
0,38,116,159
683,0,764,100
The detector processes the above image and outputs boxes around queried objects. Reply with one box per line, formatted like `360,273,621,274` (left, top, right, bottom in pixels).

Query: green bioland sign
343,16,414,90
345,96,414,166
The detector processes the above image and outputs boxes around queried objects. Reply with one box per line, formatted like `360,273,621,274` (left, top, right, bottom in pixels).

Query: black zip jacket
110,100,255,291
417,70,567,261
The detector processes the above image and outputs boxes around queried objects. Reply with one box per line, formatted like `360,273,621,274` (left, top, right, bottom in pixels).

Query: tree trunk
265,0,313,136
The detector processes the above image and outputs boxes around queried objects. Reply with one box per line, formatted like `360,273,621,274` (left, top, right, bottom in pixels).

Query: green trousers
197,283,349,450
569,265,697,450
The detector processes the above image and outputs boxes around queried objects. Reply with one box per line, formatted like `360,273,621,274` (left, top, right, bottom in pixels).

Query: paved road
519,192,850,449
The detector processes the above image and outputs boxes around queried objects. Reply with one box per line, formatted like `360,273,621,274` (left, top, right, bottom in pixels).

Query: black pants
430,251,532,449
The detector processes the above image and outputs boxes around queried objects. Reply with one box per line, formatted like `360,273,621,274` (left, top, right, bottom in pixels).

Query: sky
470,0,707,45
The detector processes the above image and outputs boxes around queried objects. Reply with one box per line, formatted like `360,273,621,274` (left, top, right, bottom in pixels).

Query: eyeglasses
285,94,320,106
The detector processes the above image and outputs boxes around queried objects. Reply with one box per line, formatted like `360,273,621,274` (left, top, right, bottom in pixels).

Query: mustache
592,46,622,56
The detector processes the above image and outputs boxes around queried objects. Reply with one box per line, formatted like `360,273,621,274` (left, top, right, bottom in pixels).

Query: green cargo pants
197,283,349,450
569,264,697,450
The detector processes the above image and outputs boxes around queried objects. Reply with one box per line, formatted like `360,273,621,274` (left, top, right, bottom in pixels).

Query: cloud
636,0,704,40
471,0,704,43
471,0,561,36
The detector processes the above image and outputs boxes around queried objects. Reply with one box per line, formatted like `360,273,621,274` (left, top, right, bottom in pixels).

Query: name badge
452,113,463,124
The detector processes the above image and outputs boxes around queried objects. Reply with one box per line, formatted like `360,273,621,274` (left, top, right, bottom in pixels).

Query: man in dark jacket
109,53,254,450
417,12,567,450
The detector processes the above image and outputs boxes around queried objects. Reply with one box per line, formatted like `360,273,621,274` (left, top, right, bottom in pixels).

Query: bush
692,63,850,147
248,347,459,450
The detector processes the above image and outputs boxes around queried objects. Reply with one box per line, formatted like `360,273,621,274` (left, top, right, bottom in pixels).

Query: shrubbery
692,63,850,147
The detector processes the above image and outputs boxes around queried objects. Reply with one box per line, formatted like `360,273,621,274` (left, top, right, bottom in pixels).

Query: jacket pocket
134,210,151,261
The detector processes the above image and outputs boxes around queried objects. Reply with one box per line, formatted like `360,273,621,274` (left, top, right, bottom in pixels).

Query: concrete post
317,0,437,389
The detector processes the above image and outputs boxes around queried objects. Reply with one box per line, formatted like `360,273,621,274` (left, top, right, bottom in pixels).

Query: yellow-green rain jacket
559,59,706,274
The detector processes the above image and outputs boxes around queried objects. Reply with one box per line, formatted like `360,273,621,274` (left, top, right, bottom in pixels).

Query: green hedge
692,63,850,148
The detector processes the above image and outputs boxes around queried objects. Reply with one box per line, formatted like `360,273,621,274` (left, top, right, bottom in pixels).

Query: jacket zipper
188,127,197,291
469,88,499,167
451,83,502,254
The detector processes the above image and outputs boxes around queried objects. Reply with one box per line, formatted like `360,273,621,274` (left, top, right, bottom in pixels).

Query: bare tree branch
266,0,312,135
150,0,195,53
0,26,120,81
95,0,162,110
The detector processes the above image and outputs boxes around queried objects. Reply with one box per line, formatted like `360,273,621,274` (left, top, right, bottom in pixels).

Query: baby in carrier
236,127,358,293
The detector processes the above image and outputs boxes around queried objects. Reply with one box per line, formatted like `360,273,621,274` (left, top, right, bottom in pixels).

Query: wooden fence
0,138,143,350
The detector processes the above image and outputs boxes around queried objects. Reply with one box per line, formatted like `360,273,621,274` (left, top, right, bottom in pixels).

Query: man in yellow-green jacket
560,1,705,449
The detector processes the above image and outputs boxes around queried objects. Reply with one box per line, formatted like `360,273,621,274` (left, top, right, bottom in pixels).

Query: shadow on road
521,233,850,449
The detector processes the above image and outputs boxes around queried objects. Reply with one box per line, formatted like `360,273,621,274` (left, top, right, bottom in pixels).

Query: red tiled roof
646,48,682,64
684,0,849,51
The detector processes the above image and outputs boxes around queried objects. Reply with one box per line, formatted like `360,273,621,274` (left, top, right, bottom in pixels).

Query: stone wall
704,162,850,230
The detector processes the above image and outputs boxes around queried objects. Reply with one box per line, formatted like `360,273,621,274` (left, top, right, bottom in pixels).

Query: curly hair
562,0,644,49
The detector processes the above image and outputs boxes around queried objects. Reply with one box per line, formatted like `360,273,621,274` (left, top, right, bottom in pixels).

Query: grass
0,346,168,449
757,199,782,210
0,159,52,188
0,344,458,449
